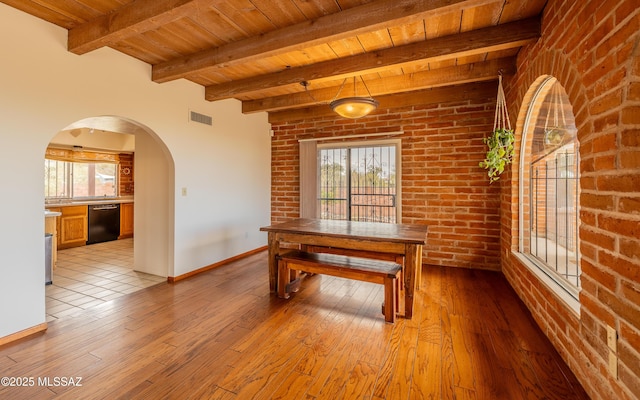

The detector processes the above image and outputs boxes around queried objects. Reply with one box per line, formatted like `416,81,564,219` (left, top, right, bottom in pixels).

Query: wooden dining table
260,218,428,319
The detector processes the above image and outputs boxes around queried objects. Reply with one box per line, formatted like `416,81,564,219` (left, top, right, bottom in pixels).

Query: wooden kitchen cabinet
119,202,134,239
53,206,88,249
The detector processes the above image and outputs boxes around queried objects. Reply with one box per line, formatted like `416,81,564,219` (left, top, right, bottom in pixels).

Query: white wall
0,4,271,339
133,129,174,277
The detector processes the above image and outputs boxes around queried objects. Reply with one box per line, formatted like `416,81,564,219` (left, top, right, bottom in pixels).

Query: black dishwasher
87,204,120,245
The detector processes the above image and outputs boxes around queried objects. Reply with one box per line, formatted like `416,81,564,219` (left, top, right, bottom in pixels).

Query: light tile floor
46,238,165,322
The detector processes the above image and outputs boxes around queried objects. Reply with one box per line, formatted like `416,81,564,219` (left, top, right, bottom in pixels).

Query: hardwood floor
0,251,589,399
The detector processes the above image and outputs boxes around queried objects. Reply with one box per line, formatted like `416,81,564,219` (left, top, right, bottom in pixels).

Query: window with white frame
519,76,581,305
45,159,118,199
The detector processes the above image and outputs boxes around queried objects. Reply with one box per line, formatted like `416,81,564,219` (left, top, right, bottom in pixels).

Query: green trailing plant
481,73,513,183
479,127,515,183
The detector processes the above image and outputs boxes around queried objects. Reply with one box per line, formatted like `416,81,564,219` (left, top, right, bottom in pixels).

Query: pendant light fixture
329,76,379,119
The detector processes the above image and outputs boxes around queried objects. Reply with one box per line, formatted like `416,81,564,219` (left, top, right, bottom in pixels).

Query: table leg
267,232,279,292
416,245,423,289
404,243,418,319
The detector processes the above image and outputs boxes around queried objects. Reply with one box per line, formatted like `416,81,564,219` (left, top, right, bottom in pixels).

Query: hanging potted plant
480,74,514,183
479,127,514,183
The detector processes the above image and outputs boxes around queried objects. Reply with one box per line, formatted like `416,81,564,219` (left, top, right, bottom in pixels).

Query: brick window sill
512,251,581,317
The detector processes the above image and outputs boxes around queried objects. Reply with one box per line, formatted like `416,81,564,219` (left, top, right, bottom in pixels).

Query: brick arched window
518,76,581,311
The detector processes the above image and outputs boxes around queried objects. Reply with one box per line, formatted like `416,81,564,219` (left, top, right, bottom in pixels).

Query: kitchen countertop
45,197,134,208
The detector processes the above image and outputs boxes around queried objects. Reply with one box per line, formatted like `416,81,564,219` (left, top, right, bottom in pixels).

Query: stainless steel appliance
45,233,53,285
87,204,120,244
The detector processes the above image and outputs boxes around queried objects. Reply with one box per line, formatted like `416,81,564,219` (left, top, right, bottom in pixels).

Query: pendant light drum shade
330,96,379,119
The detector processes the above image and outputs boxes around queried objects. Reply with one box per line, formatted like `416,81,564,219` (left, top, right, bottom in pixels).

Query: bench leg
277,259,290,299
290,269,301,291
383,276,397,323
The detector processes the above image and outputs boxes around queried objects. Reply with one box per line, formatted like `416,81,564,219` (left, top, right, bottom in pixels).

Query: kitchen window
45,157,118,200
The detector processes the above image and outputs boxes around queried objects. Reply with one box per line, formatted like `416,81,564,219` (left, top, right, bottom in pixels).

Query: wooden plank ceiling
1,0,545,122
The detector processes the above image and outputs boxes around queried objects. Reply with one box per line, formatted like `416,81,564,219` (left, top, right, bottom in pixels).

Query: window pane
44,159,70,198
72,163,90,197
93,163,117,197
319,148,348,220
350,146,396,223
530,146,579,287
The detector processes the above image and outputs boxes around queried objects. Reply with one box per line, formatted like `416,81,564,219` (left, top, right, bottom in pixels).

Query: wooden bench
277,249,403,323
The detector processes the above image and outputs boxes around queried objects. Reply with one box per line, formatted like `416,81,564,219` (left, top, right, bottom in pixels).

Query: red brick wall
270,96,502,271
118,153,134,196
502,1,640,399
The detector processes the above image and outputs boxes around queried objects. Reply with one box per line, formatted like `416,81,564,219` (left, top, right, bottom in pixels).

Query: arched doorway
44,116,174,319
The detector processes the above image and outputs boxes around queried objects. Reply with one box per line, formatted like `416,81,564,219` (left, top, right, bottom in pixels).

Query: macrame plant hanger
494,73,512,133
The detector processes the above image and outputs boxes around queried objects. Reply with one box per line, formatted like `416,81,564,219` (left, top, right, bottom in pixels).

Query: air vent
189,110,213,126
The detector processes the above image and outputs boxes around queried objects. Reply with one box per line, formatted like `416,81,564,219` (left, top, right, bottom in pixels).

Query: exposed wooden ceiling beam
243,57,516,113
206,18,539,101
152,0,500,83
68,0,197,54
267,81,497,124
